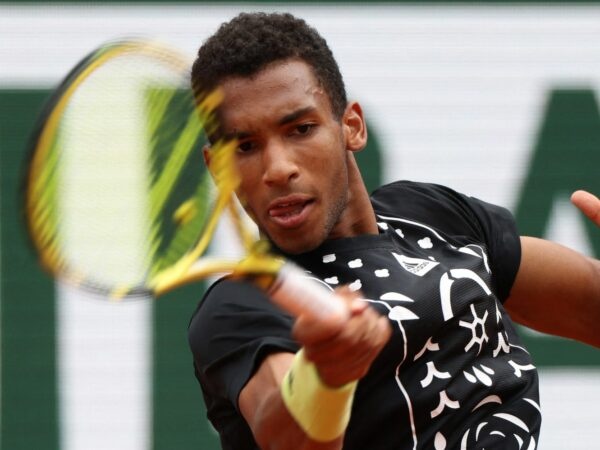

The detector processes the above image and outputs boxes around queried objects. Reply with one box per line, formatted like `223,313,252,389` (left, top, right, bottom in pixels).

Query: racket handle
267,262,349,327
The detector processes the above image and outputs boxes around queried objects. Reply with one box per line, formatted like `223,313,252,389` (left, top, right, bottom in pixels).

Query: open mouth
268,197,314,228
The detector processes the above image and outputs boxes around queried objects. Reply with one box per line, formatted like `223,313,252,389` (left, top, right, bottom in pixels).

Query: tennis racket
24,39,347,327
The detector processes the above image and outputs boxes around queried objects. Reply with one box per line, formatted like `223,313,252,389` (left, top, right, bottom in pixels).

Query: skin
210,59,378,254
505,191,600,349
204,59,600,450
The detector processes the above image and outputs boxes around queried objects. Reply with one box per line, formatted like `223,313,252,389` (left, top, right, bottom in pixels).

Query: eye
237,140,256,154
293,123,315,136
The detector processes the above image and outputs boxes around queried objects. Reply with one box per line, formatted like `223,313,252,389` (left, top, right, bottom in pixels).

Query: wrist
280,349,357,442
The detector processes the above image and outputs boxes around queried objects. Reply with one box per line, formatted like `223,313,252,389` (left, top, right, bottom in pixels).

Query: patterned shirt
189,181,541,450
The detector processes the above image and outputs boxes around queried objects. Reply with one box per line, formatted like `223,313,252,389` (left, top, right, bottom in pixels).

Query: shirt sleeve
459,194,522,302
188,278,300,411
371,180,522,303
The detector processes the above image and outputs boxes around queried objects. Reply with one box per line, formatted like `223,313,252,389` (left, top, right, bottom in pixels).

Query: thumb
571,190,600,225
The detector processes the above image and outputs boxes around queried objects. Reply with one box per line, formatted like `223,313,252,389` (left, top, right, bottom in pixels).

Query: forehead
216,59,333,126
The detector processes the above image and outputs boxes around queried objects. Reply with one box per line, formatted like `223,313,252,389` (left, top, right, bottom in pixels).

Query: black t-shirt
188,181,541,449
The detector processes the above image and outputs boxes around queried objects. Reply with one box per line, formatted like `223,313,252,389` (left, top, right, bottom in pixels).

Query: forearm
549,254,600,348
239,296,390,449
239,352,347,450
252,387,344,450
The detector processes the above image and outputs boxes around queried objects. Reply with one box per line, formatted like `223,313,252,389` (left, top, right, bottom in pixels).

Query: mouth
267,195,314,229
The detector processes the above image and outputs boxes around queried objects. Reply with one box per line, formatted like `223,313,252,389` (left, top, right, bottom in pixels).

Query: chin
271,233,323,256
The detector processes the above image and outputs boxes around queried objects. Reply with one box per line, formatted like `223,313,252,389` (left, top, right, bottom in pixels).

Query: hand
291,287,392,388
571,190,600,226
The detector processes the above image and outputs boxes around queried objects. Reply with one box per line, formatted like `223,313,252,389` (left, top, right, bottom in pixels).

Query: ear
342,101,368,152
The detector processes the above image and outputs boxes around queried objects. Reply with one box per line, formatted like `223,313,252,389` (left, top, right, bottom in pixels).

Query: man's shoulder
190,277,267,320
370,180,471,217
188,276,296,360
369,179,506,245
188,277,293,336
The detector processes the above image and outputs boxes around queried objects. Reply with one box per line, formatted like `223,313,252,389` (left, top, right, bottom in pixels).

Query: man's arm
505,191,600,348
239,352,342,450
238,294,391,450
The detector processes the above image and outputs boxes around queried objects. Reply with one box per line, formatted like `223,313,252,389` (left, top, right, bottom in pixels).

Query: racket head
24,38,238,299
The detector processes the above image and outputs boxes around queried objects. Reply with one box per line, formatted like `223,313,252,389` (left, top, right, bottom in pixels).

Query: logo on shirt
393,252,439,276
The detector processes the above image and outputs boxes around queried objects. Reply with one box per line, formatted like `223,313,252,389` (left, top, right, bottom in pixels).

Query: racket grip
267,262,349,327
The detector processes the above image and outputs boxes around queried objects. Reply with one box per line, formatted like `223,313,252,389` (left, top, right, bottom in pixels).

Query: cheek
235,158,259,190
234,190,260,227
234,163,258,211
308,132,345,172
320,143,349,185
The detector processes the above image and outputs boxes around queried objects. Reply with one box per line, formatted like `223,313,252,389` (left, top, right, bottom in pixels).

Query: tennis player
188,12,600,450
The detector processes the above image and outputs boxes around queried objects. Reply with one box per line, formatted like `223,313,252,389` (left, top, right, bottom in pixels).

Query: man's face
214,59,354,254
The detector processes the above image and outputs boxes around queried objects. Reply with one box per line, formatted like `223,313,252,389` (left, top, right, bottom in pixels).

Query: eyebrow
277,106,316,126
222,130,250,142
220,106,317,142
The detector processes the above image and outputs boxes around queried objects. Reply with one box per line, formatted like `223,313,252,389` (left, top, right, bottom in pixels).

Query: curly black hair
191,12,347,119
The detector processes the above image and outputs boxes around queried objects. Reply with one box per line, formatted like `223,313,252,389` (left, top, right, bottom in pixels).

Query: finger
310,316,391,384
292,313,342,345
293,286,367,345
571,190,600,225
349,298,369,315
303,308,389,363
291,286,362,344
331,286,368,315
302,321,371,363
316,350,376,383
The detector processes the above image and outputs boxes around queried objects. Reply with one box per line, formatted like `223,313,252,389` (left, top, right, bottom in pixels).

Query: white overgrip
267,262,349,327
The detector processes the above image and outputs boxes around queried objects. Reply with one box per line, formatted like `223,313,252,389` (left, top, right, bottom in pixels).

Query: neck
331,153,379,239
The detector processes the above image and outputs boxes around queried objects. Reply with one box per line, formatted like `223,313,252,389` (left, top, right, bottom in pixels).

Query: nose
262,139,299,186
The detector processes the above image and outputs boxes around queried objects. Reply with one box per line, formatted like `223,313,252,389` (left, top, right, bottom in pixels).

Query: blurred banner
1,2,599,449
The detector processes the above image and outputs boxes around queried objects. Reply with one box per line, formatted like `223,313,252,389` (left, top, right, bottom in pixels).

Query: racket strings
27,41,217,296
26,39,266,299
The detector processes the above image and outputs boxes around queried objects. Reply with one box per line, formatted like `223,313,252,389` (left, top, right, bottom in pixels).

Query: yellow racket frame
26,39,284,299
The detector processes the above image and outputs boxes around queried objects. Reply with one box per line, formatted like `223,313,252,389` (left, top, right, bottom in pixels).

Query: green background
2,2,600,449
